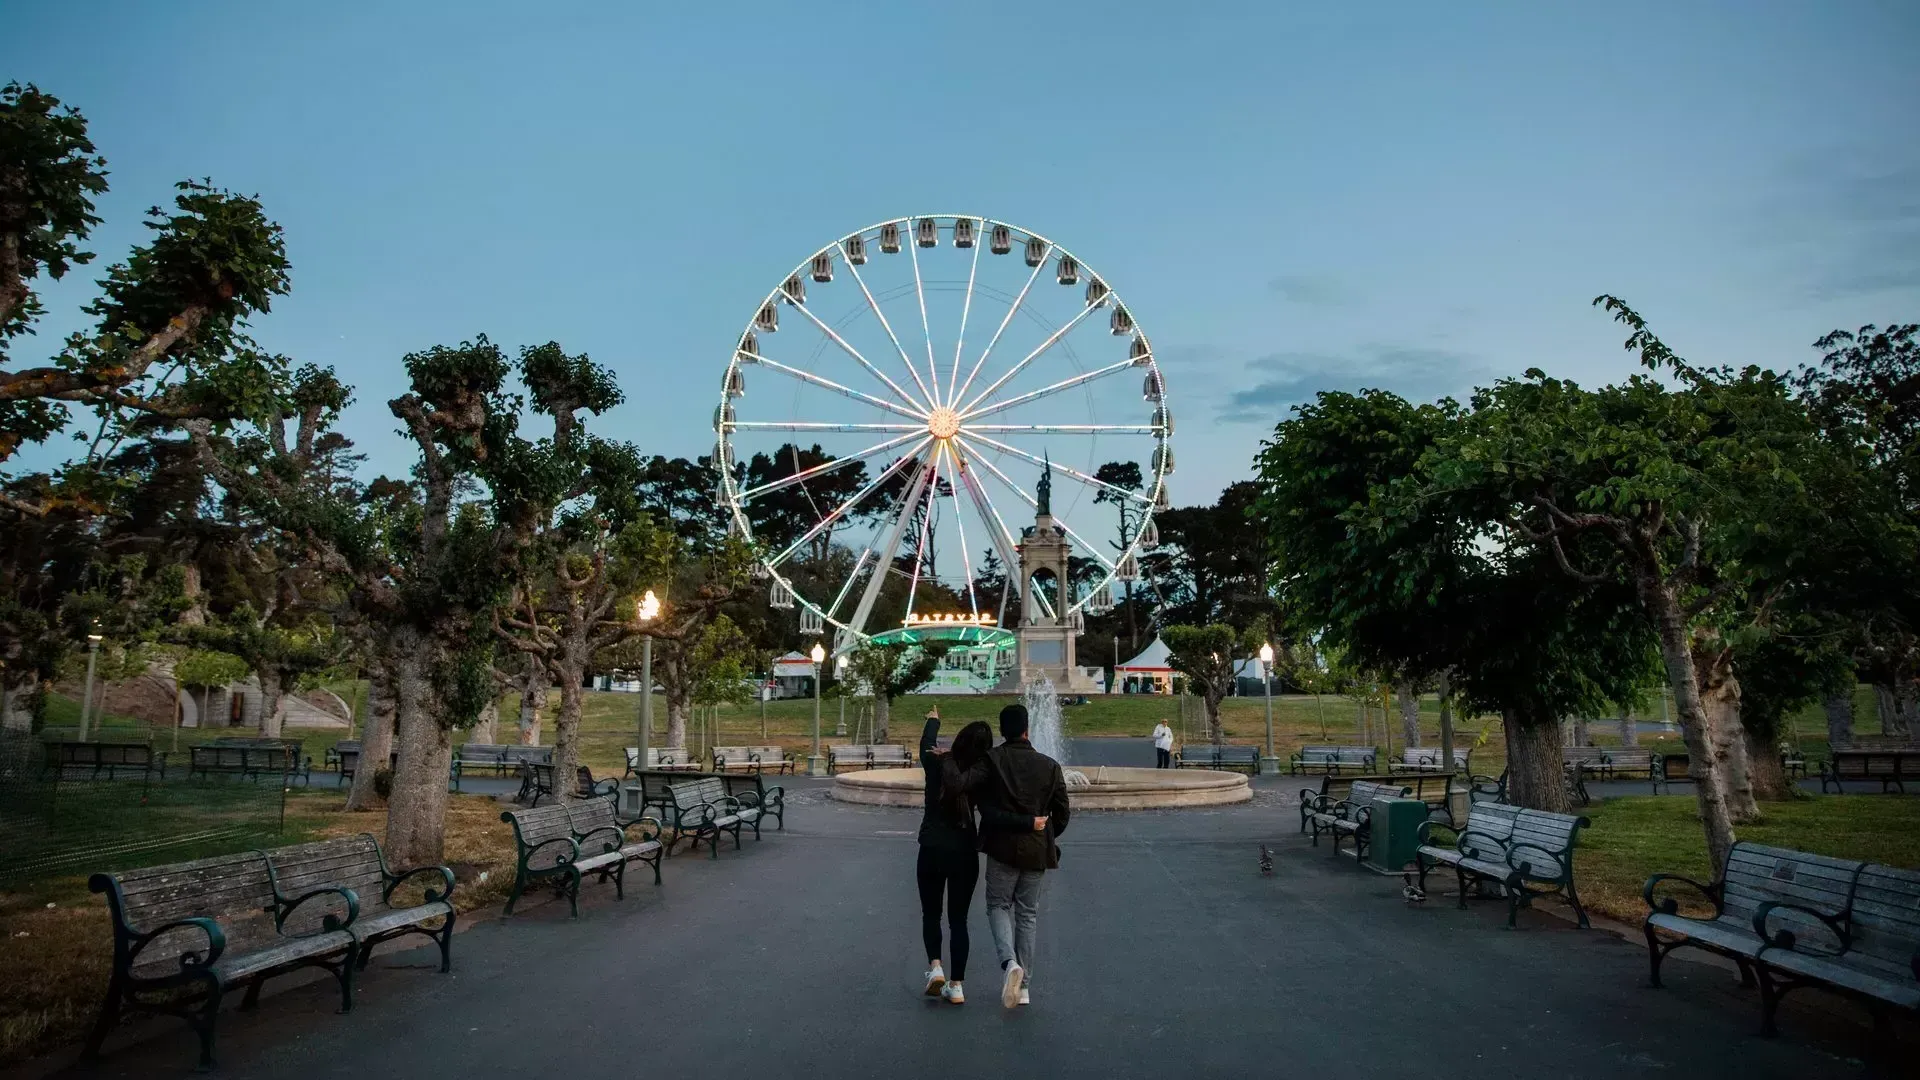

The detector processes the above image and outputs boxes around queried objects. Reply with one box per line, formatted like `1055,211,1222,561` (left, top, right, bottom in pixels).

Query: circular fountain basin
832,766,1251,811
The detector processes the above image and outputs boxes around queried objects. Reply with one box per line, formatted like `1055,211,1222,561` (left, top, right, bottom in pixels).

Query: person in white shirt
1151,720,1173,769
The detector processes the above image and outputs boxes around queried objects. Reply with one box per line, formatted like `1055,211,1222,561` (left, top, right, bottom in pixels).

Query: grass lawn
0,790,521,1067
1573,794,1920,924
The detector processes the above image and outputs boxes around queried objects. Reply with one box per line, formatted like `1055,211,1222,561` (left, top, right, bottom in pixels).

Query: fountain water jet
1024,676,1090,786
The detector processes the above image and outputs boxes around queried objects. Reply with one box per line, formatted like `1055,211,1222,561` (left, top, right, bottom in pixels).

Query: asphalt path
45,769,1895,1079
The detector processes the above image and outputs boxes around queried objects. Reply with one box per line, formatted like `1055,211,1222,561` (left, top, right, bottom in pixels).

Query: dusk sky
7,1,1918,505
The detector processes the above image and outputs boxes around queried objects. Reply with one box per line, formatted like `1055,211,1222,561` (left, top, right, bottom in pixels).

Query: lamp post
636,590,660,769
834,653,848,735
807,642,828,776
80,628,104,742
1257,642,1280,775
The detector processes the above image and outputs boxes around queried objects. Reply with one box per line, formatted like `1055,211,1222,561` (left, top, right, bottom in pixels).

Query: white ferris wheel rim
717,213,1171,654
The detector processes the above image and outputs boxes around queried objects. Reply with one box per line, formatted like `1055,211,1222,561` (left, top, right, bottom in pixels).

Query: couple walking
915,703,1070,1009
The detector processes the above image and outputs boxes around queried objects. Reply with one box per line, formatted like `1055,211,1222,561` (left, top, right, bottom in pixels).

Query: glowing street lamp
834,652,849,735
80,627,104,742
635,590,660,768
1258,642,1280,774
808,642,828,777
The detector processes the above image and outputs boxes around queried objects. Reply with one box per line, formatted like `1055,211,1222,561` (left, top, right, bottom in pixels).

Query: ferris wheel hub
927,406,961,441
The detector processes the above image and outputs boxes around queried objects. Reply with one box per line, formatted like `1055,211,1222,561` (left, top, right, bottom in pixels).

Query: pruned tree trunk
2,671,37,732
1695,642,1759,822
471,696,498,745
1396,681,1421,748
1356,700,1372,743
346,664,396,812
1619,715,1639,747
1570,716,1589,747
1641,578,1738,876
517,660,547,745
665,697,689,750
873,693,891,744
550,652,587,799
1503,705,1571,813
1823,689,1854,749
1876,683,1914,737
1744,721,1792,801
384,636,453,868
257,667,286,738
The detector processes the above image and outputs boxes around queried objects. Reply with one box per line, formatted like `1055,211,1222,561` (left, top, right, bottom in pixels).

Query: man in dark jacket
978,703,1071,1008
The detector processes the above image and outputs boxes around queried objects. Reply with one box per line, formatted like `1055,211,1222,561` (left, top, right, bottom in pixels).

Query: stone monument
997,458,1103,694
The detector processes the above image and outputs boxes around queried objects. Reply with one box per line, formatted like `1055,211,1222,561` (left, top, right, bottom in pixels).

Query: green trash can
1364,796,1428,875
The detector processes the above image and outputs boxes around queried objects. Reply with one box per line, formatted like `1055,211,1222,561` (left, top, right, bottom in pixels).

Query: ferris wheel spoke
781,286,927,412
951,451,1023,583
958,298,1106,416
952,245,1050,407
844,456,934,639
747,353,928,422
730,421,922,432
824,547,871,621
906,233,943,407
961,358,1139,423
967,424,1160,434
737,431,924,503
958,437,1118,573
839,257,938,409
767,439,930,569
960,431,1155,508
947,235,985,407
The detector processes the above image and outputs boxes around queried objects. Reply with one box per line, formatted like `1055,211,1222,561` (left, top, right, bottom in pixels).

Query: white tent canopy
771,651,816,678
1116,636,1174,673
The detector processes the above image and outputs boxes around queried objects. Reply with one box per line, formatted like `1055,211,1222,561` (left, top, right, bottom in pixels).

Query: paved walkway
52,774,1890,1078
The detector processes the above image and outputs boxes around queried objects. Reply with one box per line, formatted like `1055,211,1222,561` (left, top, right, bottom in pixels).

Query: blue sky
7,1,1919,505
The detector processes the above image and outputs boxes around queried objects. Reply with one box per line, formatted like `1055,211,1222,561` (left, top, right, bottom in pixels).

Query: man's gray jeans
985,857,1045,986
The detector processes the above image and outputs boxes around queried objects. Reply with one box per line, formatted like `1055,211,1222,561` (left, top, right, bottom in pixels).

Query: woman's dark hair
940,721,995,816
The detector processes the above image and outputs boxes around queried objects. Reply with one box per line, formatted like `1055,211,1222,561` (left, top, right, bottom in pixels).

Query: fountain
832,680,1252,810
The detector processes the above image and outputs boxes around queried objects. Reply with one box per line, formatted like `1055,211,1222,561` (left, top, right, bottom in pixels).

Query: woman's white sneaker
941,981,966,1004
923,966,946,996
1018,987,1030,1006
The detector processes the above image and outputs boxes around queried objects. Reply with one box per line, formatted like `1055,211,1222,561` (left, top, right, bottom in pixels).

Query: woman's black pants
917,846,980,979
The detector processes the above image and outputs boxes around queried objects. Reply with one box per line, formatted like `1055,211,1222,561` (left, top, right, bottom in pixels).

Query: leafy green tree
845,640,948,743
1152,482,1276,631
1094,460,1145,651
1162,623,1241,744
173,648,250,731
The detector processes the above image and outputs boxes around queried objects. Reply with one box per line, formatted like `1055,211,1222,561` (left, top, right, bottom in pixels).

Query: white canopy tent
1114,636,1177,694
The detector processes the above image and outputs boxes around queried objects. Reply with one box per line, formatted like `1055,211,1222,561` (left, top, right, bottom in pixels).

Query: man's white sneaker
1000,962,1024,1008
1018,987,1030,1006
923,966,946,996
941,981,965,1005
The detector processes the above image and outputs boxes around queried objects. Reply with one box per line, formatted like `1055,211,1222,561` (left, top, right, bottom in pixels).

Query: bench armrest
1642,873,1719,917
1415,818,1459,845
1300,791,1333,812
274,885,360,935
1753,900,1850,953
621,816,664,843
1456,829,1509,860
521,835,582,867
129,916,227,973
385,864,456,905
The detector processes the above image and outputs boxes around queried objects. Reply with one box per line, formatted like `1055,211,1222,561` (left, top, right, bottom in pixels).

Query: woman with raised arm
916,707,994,1004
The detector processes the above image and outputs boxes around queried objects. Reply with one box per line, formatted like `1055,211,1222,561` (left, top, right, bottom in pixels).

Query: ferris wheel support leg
843,458,934,643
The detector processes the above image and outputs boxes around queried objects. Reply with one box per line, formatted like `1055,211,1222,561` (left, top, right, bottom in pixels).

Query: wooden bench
454,743,550,790
500,803,626,917
1469,764,1590,806
1416,803,1592,927
1299,772,1458,833
712,744,795,774
1174,744,1261,774
1821,749,1920,793
827,743,913,773
721,771,786,831
186,743,311,785
523,762,618,805
1396,746,1470,773
624,746,704,775
664,776,759,858
1288,744,1376,775
262,833,456,973
564,796,665,887
1642,843,1865,1007
1756,861,1920,1041
41,741,166,782
1303,779,1409,860
324,739,358,777
85,850,358,1068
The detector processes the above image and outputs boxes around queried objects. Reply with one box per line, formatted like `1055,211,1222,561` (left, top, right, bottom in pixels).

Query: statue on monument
1037,453,1052,516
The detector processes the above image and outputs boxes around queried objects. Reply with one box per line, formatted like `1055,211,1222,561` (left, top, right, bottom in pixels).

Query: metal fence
0,731,288,887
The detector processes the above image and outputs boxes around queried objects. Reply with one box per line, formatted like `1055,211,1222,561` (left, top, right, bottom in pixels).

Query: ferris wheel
715,214,1172,656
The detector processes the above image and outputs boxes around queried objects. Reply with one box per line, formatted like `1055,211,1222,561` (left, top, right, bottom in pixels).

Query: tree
1162,624,1240,744
845,641,947,743
1094,460,1145,651
1251,388,1657,813
173,648,249,733
741,443,870,565
1152,482,1276,631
